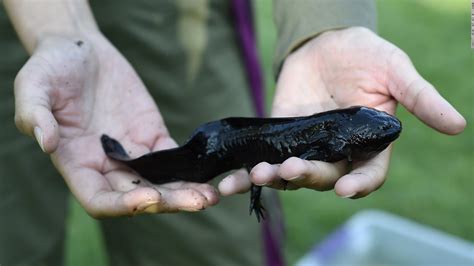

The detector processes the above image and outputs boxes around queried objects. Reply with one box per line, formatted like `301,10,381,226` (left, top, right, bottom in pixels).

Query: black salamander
101,106,402,221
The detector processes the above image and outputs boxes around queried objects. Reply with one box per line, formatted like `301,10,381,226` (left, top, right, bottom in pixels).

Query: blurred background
66,0,473,265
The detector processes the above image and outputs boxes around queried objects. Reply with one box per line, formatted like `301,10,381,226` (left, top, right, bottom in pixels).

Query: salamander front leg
250,184,266,222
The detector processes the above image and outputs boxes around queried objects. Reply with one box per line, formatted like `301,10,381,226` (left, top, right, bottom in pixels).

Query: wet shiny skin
101,106,402,221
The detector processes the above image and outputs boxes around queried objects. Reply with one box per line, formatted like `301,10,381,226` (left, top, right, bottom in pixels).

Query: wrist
4,0,100,54
281,26,376,69
32,32,118,78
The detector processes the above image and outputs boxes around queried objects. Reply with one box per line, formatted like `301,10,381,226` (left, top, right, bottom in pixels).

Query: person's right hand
13,34,219,218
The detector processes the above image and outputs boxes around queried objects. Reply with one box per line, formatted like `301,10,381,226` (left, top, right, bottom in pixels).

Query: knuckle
123,199,137,214
256,161,271,168
205,188,220,202
286,156,301,165
187,188,207,207
154,190,163,203
249,168,262,181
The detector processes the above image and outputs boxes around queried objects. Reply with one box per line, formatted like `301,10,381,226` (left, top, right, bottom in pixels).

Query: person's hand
219,27,466,198
14,34,219,218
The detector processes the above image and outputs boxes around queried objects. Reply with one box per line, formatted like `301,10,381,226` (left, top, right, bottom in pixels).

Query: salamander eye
378,124,393,131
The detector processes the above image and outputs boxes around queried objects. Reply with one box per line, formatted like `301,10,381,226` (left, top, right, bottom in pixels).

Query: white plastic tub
296,210,474,266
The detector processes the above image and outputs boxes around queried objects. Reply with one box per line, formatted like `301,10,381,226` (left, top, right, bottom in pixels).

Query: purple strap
231,1,285,265
231,0,265,118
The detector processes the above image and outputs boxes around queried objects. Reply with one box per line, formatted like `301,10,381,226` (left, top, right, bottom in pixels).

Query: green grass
255,0,474,264
66,1,473,265
65,199,108,266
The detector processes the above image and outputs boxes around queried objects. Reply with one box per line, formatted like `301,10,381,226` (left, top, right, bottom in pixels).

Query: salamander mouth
376,142,390,152
385,115,402,140
381,130,400,144
382,123,402,144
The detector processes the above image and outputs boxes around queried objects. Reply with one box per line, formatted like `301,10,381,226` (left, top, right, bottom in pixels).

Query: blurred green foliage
65,0,473,265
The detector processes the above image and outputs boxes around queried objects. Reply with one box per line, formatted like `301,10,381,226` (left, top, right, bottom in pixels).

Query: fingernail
286,176,300,181
34,127,45,152
340,192,357,198
136,200,159,213
143,204,160,213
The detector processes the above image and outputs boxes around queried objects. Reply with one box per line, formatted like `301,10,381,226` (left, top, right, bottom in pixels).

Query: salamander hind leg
250,184,266,222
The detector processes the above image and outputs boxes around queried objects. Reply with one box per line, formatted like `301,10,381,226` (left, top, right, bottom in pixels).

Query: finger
249,162,294,190
334,147,391,198
13,60,60,153
388,50,466,135
66,168,218,217
278,157,348,191
88,186,163,217
159,181,220,206
218,169,252,196
158,185,216,212
55,164,161,217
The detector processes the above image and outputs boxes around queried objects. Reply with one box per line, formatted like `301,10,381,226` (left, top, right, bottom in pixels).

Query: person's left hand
219,27,465,198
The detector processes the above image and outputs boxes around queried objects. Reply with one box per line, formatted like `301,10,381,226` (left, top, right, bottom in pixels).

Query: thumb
14,61,60,153
387,49,466,135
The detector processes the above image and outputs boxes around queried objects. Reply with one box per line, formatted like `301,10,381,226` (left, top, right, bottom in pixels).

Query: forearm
272,0,377,76
4,0,99,54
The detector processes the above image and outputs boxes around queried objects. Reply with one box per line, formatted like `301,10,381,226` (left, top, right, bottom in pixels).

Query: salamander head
343,106,402,160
